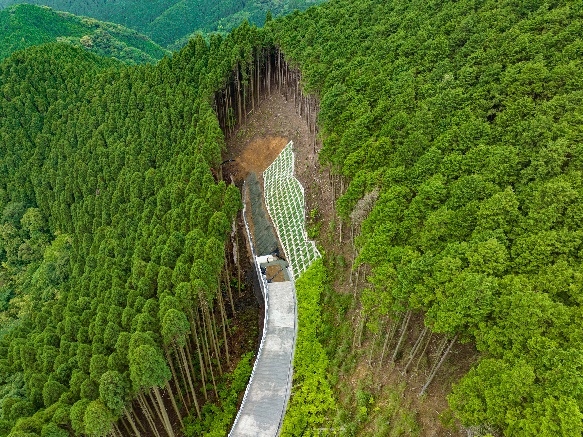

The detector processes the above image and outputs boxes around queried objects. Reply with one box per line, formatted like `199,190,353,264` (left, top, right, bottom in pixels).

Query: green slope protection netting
263,141,320,279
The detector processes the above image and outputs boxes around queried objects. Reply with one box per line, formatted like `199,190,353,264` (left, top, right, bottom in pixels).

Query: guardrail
277,266,297,433
229,181,271,435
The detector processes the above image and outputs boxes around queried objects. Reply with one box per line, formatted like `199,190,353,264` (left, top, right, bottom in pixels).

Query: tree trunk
177,344,200,417
113,420,126,437
183,341,201,417
217,285,231,365
118,415,133,437
352,314,366,348
353,263,362,296
379,315,399,369
205,304,223,375
131,405,148,435
153,387,175,437
190,311,208,399
414,331,433,373
267,49,271,95
137,393,161,437
391,310,412,363
123,406,141,437
200,308,218,393
403,326,428,374
147,391,167,435
165,380,184,425
419,333,458,396
224,256,236,314
367,331,378,368
164,346,189,408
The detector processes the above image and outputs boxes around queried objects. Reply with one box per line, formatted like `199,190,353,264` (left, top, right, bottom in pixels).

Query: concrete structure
229,181,297,437
229,280,296,436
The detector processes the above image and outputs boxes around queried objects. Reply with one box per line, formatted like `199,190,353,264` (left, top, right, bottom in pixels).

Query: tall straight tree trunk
131,405,148,435
147,391,167,434
190,311,208,399
242,80,247,122
267,49,271,95
183,342,201,417
223,258,236,314
164,346,189,407
231,220,242,298
403,326,428,374
184,339,199,393
152,387,175,437
165,380,184,425
199,309,218,393
250,65,255,112
113,421,124,437
119,416,133,437
217,285,231,365
391,310,412,363
204,304,223,375
176,344,199,417
414,331,433,372
137,394,161,437
420,333,458,396
367,331,379,368
123,407,141,437
257,49,261,102
379,316,398,369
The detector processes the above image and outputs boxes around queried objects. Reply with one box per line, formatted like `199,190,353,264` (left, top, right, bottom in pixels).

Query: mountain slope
0,4,168,63
147,0,324,48
0,32,258,436
0,0,324,47
270,0,583,434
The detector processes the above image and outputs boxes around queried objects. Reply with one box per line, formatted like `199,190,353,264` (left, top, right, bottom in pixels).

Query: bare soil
226,91,472,436
265,264,286,282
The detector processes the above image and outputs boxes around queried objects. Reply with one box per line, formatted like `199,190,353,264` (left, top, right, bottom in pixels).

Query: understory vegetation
281,260,335,435
182,351,253,436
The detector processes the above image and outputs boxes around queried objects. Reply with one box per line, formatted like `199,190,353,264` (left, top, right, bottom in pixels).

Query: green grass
281,260,336,435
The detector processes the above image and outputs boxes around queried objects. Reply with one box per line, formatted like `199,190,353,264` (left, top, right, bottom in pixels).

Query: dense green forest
0,4,168,63
1,0,583,435
0,0,324,47
0,23,275,435
270,0,583,435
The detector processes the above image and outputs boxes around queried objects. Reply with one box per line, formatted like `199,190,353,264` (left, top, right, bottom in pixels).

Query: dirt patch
232,136,288,181
265,264,286,282
224,93,327,187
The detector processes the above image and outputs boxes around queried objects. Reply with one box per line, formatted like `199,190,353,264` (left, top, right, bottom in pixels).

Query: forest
270,0,583,435
0,0,583,435
0,26,272,436
0,4,168,63
0,0,324,48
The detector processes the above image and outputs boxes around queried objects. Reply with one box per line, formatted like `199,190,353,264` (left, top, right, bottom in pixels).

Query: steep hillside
0,0,582,436
0,0,324,47
270,0,583,435
0,29,269,436
160,0,325,49
0,4,168,63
